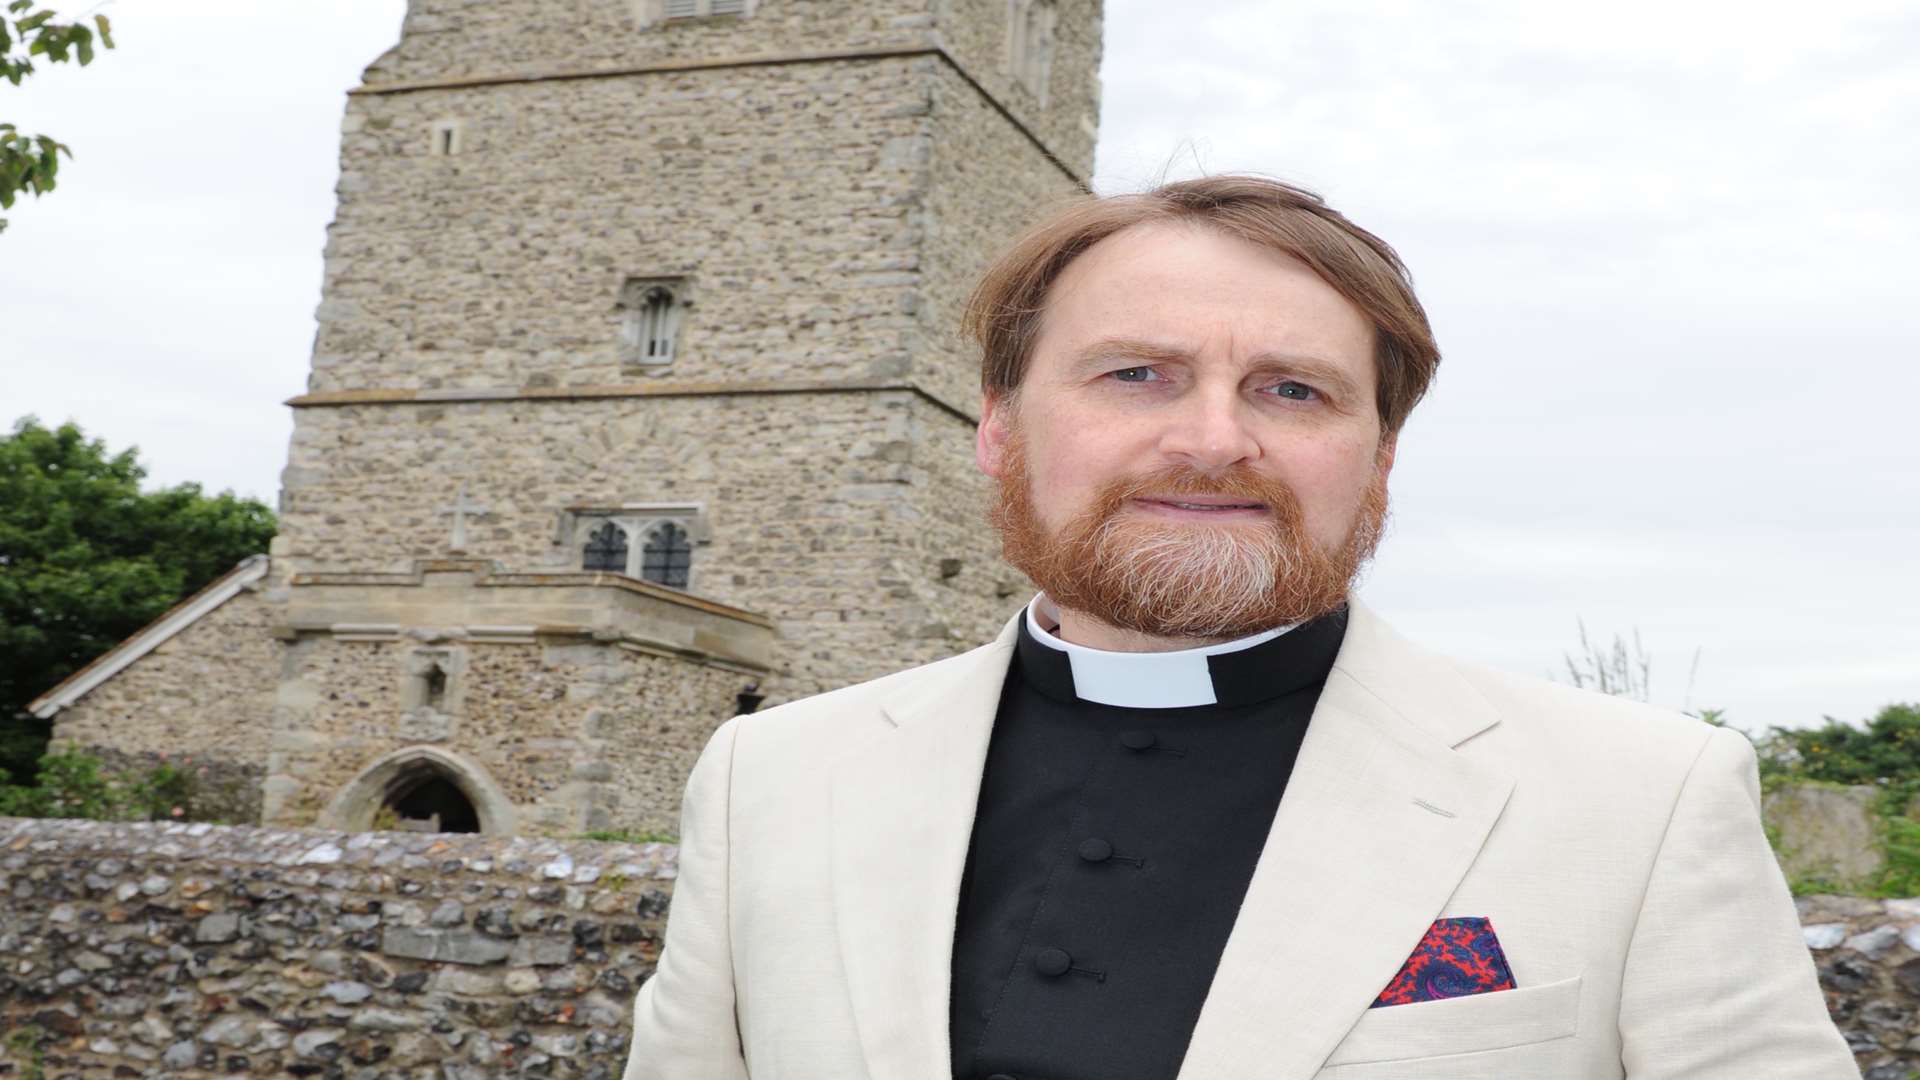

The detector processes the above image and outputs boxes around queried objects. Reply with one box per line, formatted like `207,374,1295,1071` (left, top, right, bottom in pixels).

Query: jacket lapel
826,604,1515,1080
827,617,1021,1080
1175,602,1517,1080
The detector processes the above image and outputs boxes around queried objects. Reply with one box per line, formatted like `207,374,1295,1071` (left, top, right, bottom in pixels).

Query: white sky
5,0,1915,734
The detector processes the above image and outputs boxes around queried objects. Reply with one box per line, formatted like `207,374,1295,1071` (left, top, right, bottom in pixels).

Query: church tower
36,0,1101,836
34,0,1101,836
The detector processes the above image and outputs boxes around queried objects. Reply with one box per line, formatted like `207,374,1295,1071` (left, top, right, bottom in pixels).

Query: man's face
976,219,1395,641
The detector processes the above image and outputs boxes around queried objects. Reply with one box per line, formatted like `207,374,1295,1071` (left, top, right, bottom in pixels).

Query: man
623,176,1855,1079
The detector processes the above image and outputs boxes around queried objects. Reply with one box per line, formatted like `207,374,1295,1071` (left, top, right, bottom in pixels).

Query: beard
989,432,1390,642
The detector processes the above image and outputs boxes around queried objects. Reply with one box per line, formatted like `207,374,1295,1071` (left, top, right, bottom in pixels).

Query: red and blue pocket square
1370,916,1517,1007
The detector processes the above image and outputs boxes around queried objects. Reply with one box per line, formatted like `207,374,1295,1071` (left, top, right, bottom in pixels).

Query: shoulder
726,635,1015,753
1340,602,1728,775
1444,652,1748,793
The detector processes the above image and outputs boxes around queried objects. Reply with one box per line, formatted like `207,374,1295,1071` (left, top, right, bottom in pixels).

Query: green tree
1,1,115,234
0,415,276,784
1753,703,1920,786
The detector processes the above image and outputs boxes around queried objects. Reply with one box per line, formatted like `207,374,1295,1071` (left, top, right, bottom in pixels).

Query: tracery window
583,520,630,571
640,522,693,588
568,506,708,590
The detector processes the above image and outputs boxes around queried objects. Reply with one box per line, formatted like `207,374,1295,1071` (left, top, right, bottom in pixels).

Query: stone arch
320,745,518,835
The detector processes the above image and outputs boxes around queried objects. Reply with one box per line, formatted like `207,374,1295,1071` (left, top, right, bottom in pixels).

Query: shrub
0,749,198,822
1754,703,1920,787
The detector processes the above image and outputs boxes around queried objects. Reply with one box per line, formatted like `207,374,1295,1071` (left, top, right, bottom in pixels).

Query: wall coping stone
0,816,680,882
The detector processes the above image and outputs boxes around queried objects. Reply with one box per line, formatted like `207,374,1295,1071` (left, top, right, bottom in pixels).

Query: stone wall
1,816,1904,1078
262,633,749,838
1801,893,1920,1078
0,816,677,1079
365,1,935,88
916,58,1089,411
357,0,1099,179
1765,781,1897,892
278,391,1025,706
928,0,1102,175
315,57,935,395
47,583,281,826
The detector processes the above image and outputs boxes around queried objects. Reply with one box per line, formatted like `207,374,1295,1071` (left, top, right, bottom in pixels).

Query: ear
1375,429,1398,476
976,392,1013,478
975,386,1006,470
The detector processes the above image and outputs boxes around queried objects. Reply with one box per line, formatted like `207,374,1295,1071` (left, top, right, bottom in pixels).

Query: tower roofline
346,42,1089,189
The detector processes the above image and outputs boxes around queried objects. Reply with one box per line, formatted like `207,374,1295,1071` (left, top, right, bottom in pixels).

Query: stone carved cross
436,481,491,553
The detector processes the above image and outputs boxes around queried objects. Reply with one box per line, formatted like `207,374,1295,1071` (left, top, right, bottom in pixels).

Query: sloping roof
27,554,273,720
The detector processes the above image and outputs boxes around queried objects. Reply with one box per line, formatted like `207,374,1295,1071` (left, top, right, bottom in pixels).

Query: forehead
1031,219,1376,377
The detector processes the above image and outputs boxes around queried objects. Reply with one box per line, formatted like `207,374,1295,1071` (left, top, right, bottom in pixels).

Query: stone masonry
0,816,679,1079
38,0,1106,839
0,817,1903,1079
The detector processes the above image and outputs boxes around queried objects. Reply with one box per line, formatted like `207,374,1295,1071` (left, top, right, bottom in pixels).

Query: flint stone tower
34,0,1102,837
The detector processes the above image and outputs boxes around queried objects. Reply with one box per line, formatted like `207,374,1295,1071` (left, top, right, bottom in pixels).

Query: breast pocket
1321,972,1583,1067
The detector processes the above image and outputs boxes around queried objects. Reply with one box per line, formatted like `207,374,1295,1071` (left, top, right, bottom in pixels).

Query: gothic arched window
583,520,629,571
620,278,684,365
641,522,693,588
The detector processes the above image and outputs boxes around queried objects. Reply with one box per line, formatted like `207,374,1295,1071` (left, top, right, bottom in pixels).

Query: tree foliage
1754,703,1920,787
0,748,196,822
1,1,115,234
0,416,276,784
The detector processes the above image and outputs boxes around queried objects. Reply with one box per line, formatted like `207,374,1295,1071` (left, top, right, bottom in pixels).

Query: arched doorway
319,746,518,835
382,768,481,833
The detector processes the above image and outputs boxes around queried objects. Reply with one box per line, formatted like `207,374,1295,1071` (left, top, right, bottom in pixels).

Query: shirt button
1119,730,1157,750
1034,946,1073,977
1077,837,1114,863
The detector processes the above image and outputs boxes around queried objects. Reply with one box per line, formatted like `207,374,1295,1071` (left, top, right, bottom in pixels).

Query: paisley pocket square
1370,916,1517,1007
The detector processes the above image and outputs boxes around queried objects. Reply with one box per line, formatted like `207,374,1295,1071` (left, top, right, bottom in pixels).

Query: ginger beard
989,428,1391,641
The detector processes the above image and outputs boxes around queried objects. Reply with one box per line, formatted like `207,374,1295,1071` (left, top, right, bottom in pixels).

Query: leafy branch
1,1,115,233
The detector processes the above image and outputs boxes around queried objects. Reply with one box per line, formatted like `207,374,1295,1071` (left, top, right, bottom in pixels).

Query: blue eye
1269,381,1316,401
1110,366,1160,383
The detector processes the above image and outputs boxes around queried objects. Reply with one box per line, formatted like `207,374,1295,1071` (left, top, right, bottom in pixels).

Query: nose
1155,382,1261,470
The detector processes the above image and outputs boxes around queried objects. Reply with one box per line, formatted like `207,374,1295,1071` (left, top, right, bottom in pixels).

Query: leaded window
583,521,629,571
619,278,685,366
563,506,707,589
641,522,693,588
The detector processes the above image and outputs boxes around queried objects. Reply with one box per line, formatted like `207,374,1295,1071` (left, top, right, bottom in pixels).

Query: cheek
1278,437,1382,532
1025,428,1132,527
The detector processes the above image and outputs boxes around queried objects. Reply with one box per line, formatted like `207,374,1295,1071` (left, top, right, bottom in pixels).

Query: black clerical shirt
948,606,1348,1080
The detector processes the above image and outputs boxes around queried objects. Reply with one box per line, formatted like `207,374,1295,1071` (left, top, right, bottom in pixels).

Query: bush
1754,704,1920,788
1754,704,1920,898
0,749,198,822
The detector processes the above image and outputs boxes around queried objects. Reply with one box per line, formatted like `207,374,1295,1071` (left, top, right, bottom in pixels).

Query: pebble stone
0,814,678,1076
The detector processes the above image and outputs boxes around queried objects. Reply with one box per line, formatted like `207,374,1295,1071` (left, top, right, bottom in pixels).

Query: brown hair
963,174,1440,435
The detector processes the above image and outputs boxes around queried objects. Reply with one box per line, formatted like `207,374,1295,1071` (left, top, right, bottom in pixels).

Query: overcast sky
6,0,1915,734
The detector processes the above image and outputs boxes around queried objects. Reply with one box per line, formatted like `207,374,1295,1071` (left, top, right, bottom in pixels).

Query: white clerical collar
1022,594,1297,709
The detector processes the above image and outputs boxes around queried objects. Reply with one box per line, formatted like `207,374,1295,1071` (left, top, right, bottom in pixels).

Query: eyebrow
1064,336,1365,400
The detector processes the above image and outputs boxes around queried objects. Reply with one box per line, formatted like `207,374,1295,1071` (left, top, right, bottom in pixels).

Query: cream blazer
623,603,1856,1079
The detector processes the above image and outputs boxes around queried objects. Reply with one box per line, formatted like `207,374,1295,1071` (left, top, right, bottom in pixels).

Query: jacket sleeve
623,715,751,1080
1617,725,1858,1078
